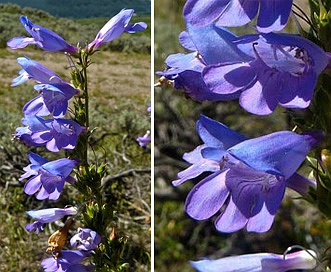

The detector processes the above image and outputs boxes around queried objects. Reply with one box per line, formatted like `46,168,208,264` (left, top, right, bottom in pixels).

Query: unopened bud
109,226,116,240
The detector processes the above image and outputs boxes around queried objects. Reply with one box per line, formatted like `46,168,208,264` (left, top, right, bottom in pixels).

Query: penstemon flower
191,249,317,272
20,152,77,200
14,116,84,152
41,250,93,272
160,23,328,115
25,206,77,233
23,83,79,118
175,115,320,233
11,56,64,87
7,16,78,53
88,9,147,51
70,228,102,251
137,130,151,147
137,103,151,147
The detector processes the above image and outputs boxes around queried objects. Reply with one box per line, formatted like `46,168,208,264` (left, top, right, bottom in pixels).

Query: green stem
77,51,90,166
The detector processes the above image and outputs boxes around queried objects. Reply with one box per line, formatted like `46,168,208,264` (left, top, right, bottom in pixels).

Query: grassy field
0,47,151,271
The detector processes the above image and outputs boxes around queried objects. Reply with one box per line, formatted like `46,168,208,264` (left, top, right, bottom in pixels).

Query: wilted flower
11,56,64,87
41,250,93,272
23,83,79,118
20,152,77,200
70,228,102,251
88,9,147,51
14,115,84,152
191,249,317,272
175,115,320,233
160,24,328,115
137,130,151,147
7,15,78,53
184,0,293,33
25,206,77,234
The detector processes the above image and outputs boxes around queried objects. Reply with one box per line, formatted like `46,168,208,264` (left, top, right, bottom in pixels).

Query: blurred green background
154,1,331,271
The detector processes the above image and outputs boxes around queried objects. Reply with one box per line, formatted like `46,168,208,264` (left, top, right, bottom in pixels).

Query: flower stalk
7,9,148,271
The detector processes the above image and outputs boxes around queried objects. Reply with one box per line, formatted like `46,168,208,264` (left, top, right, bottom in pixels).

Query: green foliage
0,0,150,18
0,4,151,53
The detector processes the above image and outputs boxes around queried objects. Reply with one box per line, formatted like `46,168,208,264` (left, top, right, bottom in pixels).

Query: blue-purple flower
25,206,77,234
175,115,320,233
11,57,64,87
137,130,151,147
191,249,317,272
23,83,79,118
20,152,77,200
88,9,147,51
7,16,78,54
160,24,328,115
70,228,101,251
41,250,93,272
14,115,84,152
147,103,151,114
183,0,293,33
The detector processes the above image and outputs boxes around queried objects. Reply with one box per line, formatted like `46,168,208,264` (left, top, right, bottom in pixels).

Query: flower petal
7,36,37,49
214,196,248,232
24,175,41,195
197,115,246,149
256,0,293,33
228,131,320,179
246,203,275,233
185,170,229,220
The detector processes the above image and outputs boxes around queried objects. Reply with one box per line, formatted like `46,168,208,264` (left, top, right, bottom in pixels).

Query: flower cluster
8,8,147,271
160,0,330,270
12,58,82,198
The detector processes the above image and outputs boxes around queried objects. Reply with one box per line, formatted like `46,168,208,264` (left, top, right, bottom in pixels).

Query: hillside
0,0,150,18
0,4,150,53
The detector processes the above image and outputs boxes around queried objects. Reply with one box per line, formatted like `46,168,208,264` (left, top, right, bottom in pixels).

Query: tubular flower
41,250,93,272
175,115,320,233
25,206,77,234
20,152,77,200
160,24,328,115
183,0,293,33
14,115,84,152
191,249,317,272
137,130,151,147
70,228,102,251
88,9,147,51
12,57,64,87
7,15,78,53
23,83,79,118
